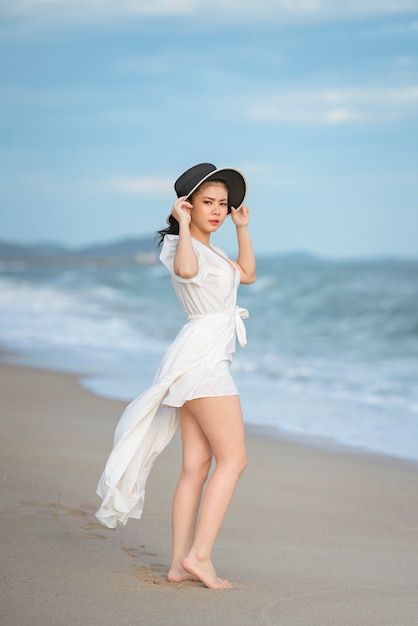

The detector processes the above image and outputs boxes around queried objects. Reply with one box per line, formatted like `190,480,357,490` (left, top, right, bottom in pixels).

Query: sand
0,361,417,625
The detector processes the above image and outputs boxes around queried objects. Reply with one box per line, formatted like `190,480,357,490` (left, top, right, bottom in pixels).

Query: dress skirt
95,308,247,528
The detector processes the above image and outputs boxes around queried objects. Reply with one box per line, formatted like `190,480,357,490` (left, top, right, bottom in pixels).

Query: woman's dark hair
155,214,179,246
155,178,229,246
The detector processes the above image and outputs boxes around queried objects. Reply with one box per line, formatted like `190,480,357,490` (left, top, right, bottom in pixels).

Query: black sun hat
174,163,247,212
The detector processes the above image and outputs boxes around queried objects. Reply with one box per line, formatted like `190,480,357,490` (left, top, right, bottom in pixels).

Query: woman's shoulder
162,233,179,247
159,234,177,266
161,234,202,256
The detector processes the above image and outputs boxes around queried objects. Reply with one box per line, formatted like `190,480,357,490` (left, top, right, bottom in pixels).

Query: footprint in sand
121,546,184,587
123,546,157,558
80,516,108,540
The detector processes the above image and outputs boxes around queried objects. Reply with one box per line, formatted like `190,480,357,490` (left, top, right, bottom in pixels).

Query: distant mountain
2,238,413,266
0,236,159,265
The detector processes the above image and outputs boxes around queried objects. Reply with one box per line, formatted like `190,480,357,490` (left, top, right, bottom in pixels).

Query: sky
0,0,417,258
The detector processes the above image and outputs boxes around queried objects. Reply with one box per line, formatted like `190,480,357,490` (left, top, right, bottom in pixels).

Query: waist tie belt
187,306,249,347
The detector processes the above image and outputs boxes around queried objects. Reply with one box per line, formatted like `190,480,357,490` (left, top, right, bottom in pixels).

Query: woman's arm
231,206,256,284
171,197,199,279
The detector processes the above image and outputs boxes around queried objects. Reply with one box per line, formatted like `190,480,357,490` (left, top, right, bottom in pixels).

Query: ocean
1,251,417,462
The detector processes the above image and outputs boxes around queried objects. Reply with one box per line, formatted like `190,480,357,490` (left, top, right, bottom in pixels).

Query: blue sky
1,1,417,258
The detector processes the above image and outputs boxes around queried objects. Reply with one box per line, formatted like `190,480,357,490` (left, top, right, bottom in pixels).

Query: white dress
95,235,249,528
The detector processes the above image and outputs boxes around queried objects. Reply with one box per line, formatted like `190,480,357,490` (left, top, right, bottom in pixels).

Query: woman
96,163,256,590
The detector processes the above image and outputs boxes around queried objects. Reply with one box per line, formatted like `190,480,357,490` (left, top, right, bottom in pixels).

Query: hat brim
183,167,247,210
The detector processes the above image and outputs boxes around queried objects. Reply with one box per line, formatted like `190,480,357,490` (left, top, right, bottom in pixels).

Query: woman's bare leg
182,395,247,590
167,403,212,582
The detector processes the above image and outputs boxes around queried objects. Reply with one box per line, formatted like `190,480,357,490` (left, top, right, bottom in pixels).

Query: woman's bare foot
167,564,199,583
182,556,233,590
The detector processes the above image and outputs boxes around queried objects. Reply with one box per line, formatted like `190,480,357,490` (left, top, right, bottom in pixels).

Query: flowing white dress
95,235,249,528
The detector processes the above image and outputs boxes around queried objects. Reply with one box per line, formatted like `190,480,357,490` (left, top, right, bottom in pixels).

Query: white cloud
1,171,174,197
238,85,418,125
2,0,418,23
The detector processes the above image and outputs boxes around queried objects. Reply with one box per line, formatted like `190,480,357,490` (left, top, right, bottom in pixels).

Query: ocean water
1,253,417,462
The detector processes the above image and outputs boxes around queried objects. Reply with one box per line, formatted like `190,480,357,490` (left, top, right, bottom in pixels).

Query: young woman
96,163,256,590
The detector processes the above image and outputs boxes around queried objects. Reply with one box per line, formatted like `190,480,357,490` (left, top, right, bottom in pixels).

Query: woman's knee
182,455,212,483
218,451,247,477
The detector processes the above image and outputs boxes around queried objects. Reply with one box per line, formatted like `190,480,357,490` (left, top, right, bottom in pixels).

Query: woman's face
189,181,229,238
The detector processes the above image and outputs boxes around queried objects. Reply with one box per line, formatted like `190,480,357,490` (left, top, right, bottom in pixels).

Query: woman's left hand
231,205,250,228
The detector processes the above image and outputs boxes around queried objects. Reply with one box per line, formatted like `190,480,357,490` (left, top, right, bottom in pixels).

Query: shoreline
1,360,418,625
1,348,417,468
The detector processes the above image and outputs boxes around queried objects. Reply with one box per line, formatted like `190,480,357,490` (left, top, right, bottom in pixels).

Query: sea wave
1,257,417,462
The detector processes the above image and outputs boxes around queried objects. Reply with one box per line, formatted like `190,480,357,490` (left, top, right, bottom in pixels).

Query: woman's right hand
171,196,193,226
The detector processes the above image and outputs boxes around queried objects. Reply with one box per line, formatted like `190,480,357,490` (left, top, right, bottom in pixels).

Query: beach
1,361,417,625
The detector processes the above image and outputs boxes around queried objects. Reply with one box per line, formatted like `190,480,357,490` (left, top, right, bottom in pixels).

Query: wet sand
1,362,417,625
